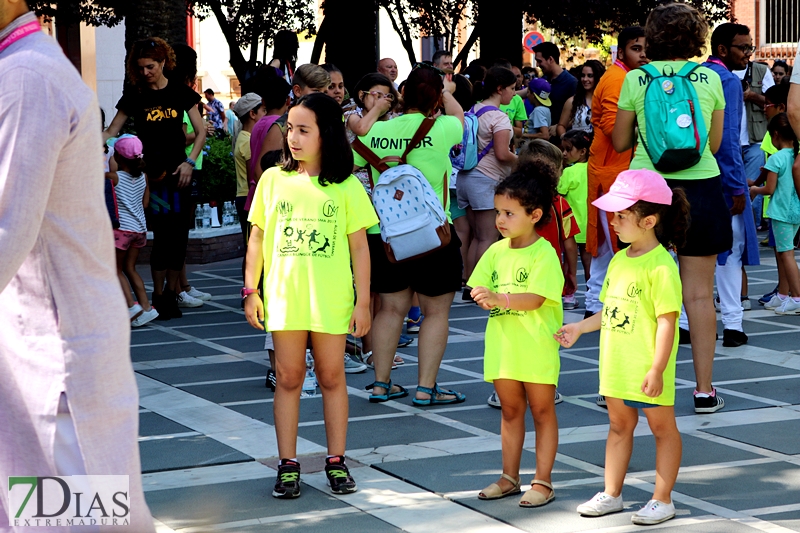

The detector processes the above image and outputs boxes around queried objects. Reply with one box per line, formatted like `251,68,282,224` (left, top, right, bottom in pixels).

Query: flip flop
368,380,408,403
412,383,466,406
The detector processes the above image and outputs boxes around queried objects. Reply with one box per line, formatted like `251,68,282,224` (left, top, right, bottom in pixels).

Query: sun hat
591,169,673,212
528,78,552,106
114,136,144,159
234,93,263,119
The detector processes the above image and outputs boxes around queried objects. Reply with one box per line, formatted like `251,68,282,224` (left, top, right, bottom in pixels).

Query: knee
276,365,305,390
529,401,556,422
608,415,637,435
316,367,346,391
501,401,527,422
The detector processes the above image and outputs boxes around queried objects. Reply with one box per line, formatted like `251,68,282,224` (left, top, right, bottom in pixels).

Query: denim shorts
623,399,660,409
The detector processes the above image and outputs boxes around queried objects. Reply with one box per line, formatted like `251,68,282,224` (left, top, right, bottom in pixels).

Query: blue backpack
638,62,708,173
449,105,501,171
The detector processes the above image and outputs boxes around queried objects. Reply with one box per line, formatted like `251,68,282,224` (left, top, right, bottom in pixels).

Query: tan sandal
519,479,555,507
478,473,521,500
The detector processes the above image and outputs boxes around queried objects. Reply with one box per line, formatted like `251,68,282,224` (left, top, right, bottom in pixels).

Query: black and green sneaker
325,456,357,494
273,459,301,499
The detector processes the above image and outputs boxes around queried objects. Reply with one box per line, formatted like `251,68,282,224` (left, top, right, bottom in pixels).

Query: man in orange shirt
584,27,648,317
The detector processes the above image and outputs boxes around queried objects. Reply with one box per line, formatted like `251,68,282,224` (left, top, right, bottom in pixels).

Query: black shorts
665,176,732,257
368,226,463,296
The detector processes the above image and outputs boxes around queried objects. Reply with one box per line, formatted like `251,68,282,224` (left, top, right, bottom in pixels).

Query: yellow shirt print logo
146,107,179,122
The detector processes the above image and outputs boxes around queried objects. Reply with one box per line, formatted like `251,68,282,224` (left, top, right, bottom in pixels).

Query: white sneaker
631,499,675,525
764,294,785,310
487,391,501,409
186,286,212,301
596,395,607,407
344,354,367,374
129,303,143,321
177,291,204,308
577,492,624,516
132,308,159,327
776,297,800,315
555,390,563,404
741,297,751,311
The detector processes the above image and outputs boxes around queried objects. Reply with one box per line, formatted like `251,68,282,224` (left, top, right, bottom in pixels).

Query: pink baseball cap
592,169,672,212
115,136,144,159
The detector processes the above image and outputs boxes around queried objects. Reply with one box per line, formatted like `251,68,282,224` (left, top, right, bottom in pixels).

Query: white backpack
353,118,451,262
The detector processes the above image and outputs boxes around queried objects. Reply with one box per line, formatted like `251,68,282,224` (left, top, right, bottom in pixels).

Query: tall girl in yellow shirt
555,169,689,525
469,164,564,507
244,93,378,499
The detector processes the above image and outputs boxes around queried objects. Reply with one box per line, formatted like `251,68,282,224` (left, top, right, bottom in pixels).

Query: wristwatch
241,288,260,299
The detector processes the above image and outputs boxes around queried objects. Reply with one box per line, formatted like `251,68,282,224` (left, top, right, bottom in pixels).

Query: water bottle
194,205,203,230
301,349,317,397
202,203,212,229
232,203,239,225
225,202,233,226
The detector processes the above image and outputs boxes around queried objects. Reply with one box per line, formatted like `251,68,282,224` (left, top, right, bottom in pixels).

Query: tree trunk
321,0,379,90
476,0,522,66
124,0,187,53
453,19,481,71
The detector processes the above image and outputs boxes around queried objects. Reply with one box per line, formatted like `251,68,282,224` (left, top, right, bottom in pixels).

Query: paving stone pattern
136,246,800,533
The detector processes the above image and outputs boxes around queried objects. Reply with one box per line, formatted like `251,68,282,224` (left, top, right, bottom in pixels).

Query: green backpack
638,62,708,173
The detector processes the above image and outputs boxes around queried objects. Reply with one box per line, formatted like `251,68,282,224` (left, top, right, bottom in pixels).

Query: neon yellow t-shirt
248,168,379,334
761,131,778,158
234,130,251,198
598,245,682,405
183,111,203,170
468,237,564,385
353,113,462,234
618,61,725,180
500,94,528,126
557,162,588,244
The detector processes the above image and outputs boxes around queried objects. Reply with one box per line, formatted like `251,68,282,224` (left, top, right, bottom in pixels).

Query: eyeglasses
763,103,776,109
730,44,756,55
363,90,395,101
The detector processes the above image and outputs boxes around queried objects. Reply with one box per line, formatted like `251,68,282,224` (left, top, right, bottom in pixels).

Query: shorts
368,227,463,296
449,189,466,220
771,220,800,252
114,229,147,250
623,399,660,409
456,168,499,211
665,176,732,257
264,332,274,351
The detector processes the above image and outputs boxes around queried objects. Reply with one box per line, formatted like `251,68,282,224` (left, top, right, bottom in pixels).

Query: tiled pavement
134,243,800,533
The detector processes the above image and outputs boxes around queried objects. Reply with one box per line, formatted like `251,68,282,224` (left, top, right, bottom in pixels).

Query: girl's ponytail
660,187,690,249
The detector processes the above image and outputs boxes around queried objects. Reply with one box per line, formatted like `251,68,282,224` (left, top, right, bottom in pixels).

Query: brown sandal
519,479,555,507
478,473,521,500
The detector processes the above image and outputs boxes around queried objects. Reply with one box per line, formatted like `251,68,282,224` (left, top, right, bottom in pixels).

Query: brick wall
733,0,756,34
137,227,245,265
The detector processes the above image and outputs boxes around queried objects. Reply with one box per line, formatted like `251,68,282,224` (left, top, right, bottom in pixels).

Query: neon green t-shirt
598,245,682,405
248,168,379,334
500,94,528,126
618,61,725,180
468,237,564,385
557,162,588,244
761,131,778,158
353,113,462,234
183,111,203,170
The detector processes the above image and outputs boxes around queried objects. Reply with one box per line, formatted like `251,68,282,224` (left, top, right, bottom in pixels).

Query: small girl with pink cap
112,135,159,327
554,169,690,525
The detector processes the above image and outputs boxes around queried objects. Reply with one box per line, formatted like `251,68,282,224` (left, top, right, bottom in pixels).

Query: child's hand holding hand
554,323,581,348
244,294,265,331
471,287,500,310
641,368,663,398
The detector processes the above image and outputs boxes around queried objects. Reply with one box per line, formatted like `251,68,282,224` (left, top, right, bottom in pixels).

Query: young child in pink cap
112,135,159,327
554,169,690,525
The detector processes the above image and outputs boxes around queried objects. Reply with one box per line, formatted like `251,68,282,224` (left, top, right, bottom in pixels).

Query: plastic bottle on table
202,203,212,228
301,349,317,397
194,204,203,230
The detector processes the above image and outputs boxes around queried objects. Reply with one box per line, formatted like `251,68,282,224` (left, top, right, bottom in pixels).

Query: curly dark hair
127,37,176,87
495,162,556,228
628,187,691,249
644,3,708,61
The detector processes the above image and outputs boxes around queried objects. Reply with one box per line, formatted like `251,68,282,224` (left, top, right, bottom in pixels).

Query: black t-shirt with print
116,81,201,180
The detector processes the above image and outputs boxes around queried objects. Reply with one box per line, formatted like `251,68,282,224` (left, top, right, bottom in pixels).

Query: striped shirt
115,170,147,232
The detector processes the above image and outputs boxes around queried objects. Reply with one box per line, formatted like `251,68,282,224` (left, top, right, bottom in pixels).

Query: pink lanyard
706,57,727,69
0,20,41,55
613,59,630,73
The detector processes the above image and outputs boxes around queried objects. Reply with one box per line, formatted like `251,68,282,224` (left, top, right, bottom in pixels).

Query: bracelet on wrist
241,288,260,299
185,157,196,168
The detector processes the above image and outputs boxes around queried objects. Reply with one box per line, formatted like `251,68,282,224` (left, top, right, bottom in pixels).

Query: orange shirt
586,62,633,255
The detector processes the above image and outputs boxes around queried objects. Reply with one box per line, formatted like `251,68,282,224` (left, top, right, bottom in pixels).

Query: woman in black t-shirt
105,37,205,319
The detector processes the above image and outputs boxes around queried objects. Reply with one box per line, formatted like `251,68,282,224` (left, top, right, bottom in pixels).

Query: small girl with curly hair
556,169,690,525
470,164,563,508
